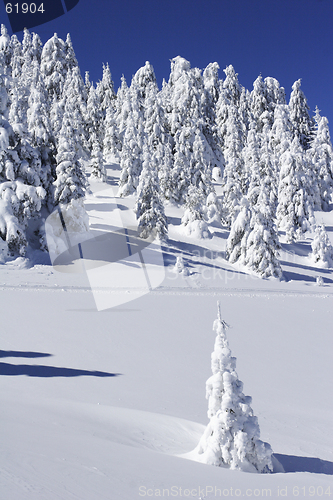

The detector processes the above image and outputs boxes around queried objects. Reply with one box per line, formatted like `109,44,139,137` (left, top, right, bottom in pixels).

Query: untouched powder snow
0,163,333,499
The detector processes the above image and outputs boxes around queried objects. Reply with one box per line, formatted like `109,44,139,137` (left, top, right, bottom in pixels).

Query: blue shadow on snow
0,350,52,359
274,453,333,475
0,363,120,378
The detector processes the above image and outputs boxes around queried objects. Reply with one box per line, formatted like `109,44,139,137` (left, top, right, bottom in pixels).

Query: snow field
1,281,332,498
1,164,333,498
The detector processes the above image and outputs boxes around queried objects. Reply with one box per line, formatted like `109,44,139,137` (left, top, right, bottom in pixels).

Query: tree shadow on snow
274,453,333,475
164,240,247,277
281,262,333,284
167,238,222,260
105,177,118,187
282,270,317,283
281,259,333,274
84,202,118,212
116,204,130,211
281,240,312,257
167,215,182,226
0,362,121,378
0,350,52,359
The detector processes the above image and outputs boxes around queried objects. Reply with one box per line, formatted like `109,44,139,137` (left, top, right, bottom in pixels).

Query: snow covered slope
0,164,332,499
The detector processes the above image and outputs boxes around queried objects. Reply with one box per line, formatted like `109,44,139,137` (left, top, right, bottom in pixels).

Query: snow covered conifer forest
1,24,333,275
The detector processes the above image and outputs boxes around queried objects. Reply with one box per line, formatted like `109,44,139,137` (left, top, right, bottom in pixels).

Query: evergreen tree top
215,301,230,335
0,25,10,50
65,33,78,70
292,78,302,92
222,64,241,104
132,61,156,87
169,56,191,86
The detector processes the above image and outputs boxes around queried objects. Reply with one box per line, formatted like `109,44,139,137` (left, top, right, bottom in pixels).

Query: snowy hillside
1,21,333,499
1,163,332,499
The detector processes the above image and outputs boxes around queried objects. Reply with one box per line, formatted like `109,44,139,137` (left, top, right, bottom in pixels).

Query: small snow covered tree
41,35,83,143
172,254,189,275
27,61,55,193
118,114,142,197
270,104,293,155
250,75,285,134
269,104,293,188
96,63,116,160
86,83,104,179
49,94,64,145
115,75,130,138
220,104,245,227
40,33,67,100
129,62,153,140
205,191,223,223
216,66,243,153
202,62,224,173
64,33,78,73
190,129,215,195
158,140,174,201
239,87,252,132
144,88,168,145
86,83,103,148
90,132,105,181
116,73,147,196
135,141,167,240
9,34,22,81
203,62,220,106
307,107,333,211
181,184,211,239
289,79,314,150
0,24,12,72
222,65,242,107
96,63,116,116
226,189,281,279
265,77,286,109
194,303,274,473
276,137,315,242
169,126,193,203
215,88,230,152
244,186,282,279
257,118,278,212
243,121,261,204
84,71,91,96
310,224,333,268
53,97,87,206
143,87,174,200
225,198,251,264
170,123,214,205
103,104,121,162
52,94,88,241
130,60,158,104
55,67,88,161
250,75,269,133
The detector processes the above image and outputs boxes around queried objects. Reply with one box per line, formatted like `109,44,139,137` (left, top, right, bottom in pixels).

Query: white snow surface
1,164,333,499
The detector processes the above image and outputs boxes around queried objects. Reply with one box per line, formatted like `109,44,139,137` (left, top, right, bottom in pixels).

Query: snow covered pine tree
310,224,333,268
194,302,274,473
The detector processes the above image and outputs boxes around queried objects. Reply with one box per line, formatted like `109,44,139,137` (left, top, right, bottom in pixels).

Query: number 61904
6,3,45,14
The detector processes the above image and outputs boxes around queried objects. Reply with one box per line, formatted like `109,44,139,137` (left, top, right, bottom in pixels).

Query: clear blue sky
1,0,333,126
